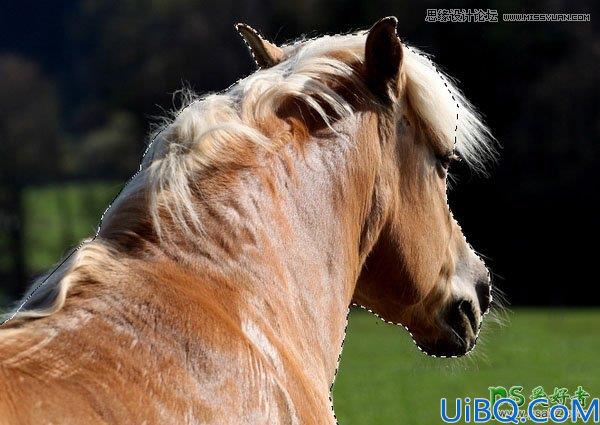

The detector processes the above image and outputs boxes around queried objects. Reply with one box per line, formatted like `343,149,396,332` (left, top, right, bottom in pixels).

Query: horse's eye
436,150,460,171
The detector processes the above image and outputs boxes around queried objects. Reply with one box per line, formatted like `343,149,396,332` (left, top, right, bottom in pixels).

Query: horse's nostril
446,300,478,335
458,300,478,334
475,282,491,314
439,299,480,355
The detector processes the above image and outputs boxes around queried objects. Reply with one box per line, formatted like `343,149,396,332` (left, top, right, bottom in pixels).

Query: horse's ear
364,16,403,99
235,23,284,69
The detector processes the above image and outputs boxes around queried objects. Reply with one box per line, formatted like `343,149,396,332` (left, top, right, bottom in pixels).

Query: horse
0,17,495,424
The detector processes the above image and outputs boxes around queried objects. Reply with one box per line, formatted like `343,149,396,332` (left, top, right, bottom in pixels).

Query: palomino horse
0,17,495,424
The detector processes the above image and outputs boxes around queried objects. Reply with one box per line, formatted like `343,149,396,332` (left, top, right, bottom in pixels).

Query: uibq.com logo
440,385,599,423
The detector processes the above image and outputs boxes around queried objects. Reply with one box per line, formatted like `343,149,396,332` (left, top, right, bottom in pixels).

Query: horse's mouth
421,299,482,357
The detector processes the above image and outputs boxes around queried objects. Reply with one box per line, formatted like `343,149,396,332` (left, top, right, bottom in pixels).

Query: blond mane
2,31,495,325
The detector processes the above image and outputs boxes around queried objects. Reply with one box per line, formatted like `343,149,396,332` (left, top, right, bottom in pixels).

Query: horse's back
0,321,122,424
0,364,20,424
0,305,223,424
0,263,316,425
0,317,305,425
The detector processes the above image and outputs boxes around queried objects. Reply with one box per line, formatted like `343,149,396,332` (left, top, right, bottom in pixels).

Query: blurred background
0,1,598,423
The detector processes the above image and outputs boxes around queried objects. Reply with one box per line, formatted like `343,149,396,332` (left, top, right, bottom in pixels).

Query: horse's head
236,18,494,357
352,18,493,357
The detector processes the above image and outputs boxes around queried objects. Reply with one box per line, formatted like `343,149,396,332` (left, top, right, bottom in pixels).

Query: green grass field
333,309,600,424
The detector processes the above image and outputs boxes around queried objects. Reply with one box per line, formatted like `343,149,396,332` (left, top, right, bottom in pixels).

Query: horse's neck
172,124,373,389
